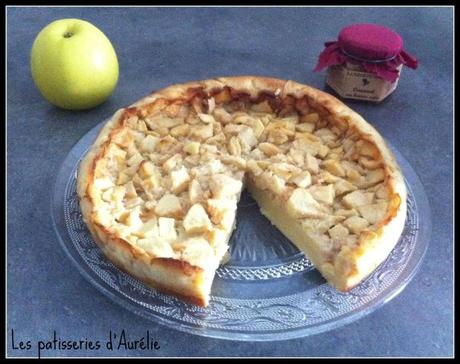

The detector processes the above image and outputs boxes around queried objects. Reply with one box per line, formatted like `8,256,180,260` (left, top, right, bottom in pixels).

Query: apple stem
63,32,73,38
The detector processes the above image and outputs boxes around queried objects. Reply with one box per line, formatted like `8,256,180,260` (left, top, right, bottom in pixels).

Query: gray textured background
7,6,453,357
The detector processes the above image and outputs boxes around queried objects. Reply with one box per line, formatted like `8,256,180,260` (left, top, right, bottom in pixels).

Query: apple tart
77,76,407,306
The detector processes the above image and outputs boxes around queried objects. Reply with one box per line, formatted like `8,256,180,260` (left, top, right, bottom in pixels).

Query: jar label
326,65,401,102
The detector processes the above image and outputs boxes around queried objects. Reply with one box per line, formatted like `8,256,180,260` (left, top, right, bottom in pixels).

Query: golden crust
77,76,407,304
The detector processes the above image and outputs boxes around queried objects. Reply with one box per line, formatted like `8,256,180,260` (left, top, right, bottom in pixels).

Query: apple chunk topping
357,201,388,224
343,216,369,235
328,223,349,240
155,194,182,217
209,174,243,198
342,190,375,209
183,204,212,234
308,184,335,205
287,188,324,218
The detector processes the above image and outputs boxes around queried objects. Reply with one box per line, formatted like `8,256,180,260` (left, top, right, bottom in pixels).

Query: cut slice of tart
77,76,407,306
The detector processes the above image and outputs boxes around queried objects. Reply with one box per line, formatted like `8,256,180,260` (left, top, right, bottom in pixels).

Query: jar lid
338,23,403,61
314,23,418,83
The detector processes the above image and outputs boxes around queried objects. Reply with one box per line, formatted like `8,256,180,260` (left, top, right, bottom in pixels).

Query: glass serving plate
51,121,431,341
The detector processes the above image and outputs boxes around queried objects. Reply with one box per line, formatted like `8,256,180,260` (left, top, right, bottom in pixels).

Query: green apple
31,18,119,110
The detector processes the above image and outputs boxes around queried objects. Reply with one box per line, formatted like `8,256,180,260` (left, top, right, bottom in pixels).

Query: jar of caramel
314,23,418,102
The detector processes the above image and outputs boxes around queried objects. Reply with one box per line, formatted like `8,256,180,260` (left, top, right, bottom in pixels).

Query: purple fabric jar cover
314,23,418,83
